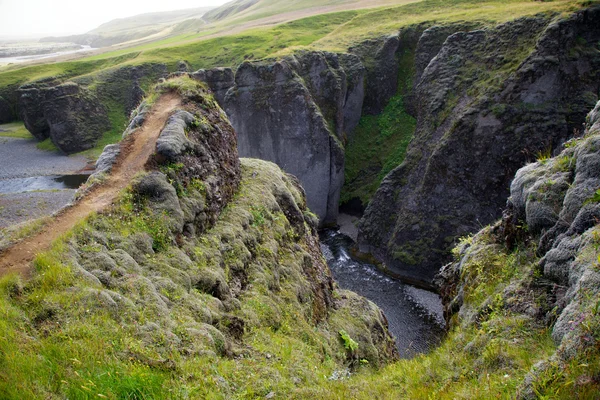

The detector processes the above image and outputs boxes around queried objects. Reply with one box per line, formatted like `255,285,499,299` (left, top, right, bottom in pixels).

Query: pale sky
0,0,230,39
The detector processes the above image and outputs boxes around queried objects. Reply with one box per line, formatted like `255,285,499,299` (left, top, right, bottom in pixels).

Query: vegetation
341,48,416,206
3,193,596,398
0,0,591,160
0,122,32,139
0,157,396,398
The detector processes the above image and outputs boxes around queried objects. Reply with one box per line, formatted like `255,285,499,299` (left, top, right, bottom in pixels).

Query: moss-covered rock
0,79,397,398
360,8,600,286
438,100,600,398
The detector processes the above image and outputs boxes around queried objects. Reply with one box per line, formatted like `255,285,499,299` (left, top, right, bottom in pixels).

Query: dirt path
0,93,181,278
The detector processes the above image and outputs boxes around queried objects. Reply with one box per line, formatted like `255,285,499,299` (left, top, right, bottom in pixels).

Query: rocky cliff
15,63,168,153
193,51,365,226
359,8,600,286
0,95,13,124
18,81,111,152
437,99,600,398
0,78,397,398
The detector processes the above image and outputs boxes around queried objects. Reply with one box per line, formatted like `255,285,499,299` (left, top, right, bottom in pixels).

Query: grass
341,47,416,206
0,157,393,398
0,122,32,139
35,138,60,152
0,216,51,251
1,136,599,398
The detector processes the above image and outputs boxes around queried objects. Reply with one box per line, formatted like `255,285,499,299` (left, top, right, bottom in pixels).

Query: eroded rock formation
18,81,110,152
194,51,365,226
359,8,600,286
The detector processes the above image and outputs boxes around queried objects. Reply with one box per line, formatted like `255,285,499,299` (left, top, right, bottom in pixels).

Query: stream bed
320,229,446,358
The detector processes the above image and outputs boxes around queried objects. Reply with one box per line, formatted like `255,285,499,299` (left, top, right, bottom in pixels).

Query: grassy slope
0,155,391,399
0,165,592,399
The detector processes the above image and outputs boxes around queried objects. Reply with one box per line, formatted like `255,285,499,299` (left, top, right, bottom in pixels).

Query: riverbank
0,136,91,228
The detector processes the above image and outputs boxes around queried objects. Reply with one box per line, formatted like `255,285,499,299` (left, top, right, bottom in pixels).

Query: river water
0,45,93,65
0,174,90,194
320,229,446,358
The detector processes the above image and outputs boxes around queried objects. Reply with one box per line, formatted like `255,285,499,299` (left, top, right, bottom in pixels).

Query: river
320,229,446,358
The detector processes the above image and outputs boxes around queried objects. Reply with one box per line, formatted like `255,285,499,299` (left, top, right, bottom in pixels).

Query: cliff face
359,8,600,286
0,95,13,123
194,51,365,226
16,63,168,153
437,100,600,399
18,81,111,152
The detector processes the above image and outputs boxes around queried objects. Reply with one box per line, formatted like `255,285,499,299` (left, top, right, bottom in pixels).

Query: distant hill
202,0,260,22
40,7,215,48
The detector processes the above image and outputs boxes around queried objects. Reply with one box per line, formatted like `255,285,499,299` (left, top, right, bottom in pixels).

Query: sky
0,0,230,39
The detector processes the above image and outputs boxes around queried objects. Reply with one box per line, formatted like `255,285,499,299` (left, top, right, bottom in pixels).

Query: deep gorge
2,2,600,397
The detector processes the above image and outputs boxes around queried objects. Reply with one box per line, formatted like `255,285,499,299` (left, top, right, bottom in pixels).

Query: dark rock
0,96,14,123
177,60,191,72
359,10,600,286
222,59,344,225
194,52,365,225
18,85,51,140
148,84,241,235
156,110,195,160
359,35,400,115
133,172,185,233
42,82,111,153
190,68,235,104
339,53,365,136
18,81,111,151
127,81,145,115
93,144,121,176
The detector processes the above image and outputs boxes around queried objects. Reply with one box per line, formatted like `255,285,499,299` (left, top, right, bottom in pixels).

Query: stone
358,10,600,286
156,110,195,160
0,95,14,123
18,81,111,153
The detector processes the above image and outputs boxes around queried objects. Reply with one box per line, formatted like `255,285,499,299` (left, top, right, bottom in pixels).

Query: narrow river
320,229,446,358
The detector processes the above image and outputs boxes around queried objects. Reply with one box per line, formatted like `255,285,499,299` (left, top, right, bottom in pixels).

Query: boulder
18,85,51,140
43,82,111,153
18,81,110,152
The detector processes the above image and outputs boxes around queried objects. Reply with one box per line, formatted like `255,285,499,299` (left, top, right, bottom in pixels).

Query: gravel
0,137,89,179
0,137,90,228
0,190,76,228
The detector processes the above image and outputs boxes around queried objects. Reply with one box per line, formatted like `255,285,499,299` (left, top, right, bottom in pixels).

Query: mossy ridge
0,154,396,398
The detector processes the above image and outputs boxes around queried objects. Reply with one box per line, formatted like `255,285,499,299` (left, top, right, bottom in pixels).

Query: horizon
0,0,230,39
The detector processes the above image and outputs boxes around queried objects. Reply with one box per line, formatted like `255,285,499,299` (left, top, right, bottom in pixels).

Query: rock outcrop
438,100,600,398
359,9,600,286
0,95,13,123
18,81,111,152
190,68,234,104
4,80,397,397
16,63,168,154
194,51,365,225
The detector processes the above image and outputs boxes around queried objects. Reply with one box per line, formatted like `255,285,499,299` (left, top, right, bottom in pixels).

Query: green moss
35,137,60,152
0,122,32,139
341,48,417,206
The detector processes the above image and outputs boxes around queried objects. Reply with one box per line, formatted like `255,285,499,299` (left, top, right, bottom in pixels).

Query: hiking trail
0,93,181,278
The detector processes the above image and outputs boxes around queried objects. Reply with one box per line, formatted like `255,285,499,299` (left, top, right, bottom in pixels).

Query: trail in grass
0,93,181,277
